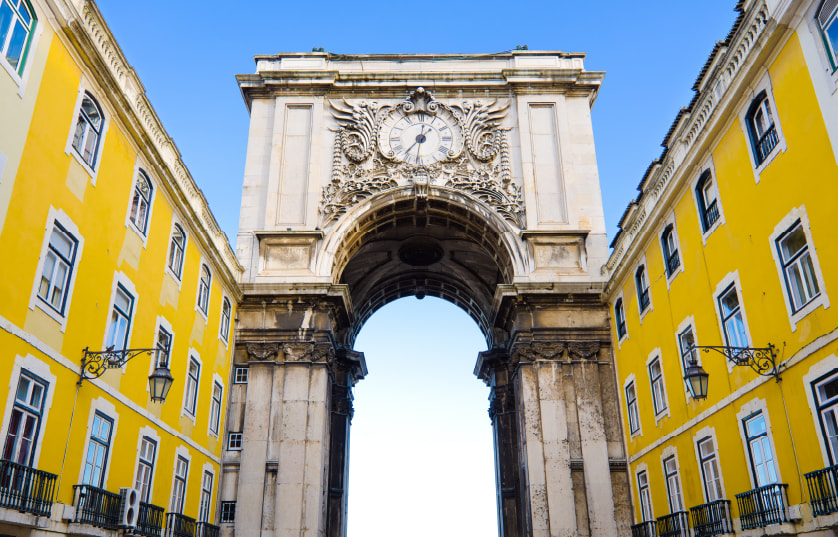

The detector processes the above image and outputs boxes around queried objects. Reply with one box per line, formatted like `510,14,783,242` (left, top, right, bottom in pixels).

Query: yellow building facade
0,1,242,536
604,1,838,536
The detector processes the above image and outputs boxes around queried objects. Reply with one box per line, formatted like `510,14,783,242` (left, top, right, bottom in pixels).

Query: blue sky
92,1,742,533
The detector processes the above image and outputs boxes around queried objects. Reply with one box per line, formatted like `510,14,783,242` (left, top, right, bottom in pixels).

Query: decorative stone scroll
246,342,280,361
331,385,354,419
568,341,601,360
321,89,524,228
488,384,516,419
511,341,566,363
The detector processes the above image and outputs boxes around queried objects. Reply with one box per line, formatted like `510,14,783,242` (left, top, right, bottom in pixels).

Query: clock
379,108,463,165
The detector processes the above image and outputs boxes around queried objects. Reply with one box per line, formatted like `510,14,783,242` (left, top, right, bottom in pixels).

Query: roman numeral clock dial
379,107,464,165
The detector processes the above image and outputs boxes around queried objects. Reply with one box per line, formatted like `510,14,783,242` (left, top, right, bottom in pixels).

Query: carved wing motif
449,100,509,162
330,99,389,163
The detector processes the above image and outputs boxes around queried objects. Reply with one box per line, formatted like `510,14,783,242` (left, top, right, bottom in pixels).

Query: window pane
81,98,101,128
720,289,739,317
827,17,838,59
780,226,806,261
0,4,13,49
5,18,25,68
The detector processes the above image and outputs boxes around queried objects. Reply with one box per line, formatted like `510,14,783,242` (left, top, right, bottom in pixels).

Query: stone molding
488,384,516,419
509,340,602,363
331,385,354,418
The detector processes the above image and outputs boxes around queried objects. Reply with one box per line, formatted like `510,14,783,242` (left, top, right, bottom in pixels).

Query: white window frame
647,350,669,422
613,292,628,346
181,351,202,421
101,272,137,353
227,432,242,451
674,316,703,400
233,367,248,384
220,501,236,524
737,74,787,181
769,207,829,331
635,255,652,322
661,447,684,513
691,159,726,243
636,465,654,522
713,272,753,371
77,397,119,488
0,355,55,469
28,207,84,331
692,426,727,504
736,398,781,489
219,296,232,346
208,374,224,437
169,446,191,514
0,0,43,95
804,355,838,467
659,214,683,286
165,219,187,286
624,374,641,438
125,162,156,245
132,426,160,504
196,262,211,320
198,464,215,523
64,82,109,182
147,316,174,394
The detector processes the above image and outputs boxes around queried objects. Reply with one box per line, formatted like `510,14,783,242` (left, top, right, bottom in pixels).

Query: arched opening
347,297,495,537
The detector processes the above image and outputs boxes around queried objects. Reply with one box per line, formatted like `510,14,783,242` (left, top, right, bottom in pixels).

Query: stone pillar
475,349,524,537
325,349,367,537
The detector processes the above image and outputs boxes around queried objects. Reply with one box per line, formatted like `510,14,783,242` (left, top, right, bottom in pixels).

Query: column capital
510,341,566,363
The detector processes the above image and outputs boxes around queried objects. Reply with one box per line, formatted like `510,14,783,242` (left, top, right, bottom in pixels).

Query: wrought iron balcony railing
755,125,779,164
690,500,732,537
196,521,221,537
136,501,166,537
735,483,788,530
703,200,720,230
632,520,658,537
72,484,121,529
166,512,197,537
0,459,57,516
657,511,689,537
806,464,838,516
666,250,681,277
639,290,651,311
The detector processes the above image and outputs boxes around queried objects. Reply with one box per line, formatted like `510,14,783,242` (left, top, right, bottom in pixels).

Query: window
817,0,838,70
776,221,820,312
220,501,236,523
37,223,78,315
82,412,113,487
234,367,248,384
199,470,213,522
663,456,684,512
0,0,35,75
156,327,172,367
637,470,653,521
698,437,724,501
649,358,667,416
718,284,748,348
746,92,779,165
170,456,188,514
2,372,46,466
168,224,186,280
696,171,720,232
220,298,232,342
812,370,838,465
744,413,778,487
105,284,134,351
184,358,200,417
661,225,680,277
209,382,222,436
635,265,650,312
71,93,104,169
614,299,627,339
134,436,156,503
678,327,697,370
197,265,211,315
129,170,153,236
626,381,640,434
227,433,242,451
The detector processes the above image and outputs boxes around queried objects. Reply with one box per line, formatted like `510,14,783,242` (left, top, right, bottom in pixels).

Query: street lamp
683,343,779,400
80,346,175,403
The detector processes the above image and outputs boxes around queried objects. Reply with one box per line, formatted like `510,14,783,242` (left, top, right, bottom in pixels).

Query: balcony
137,501,166,537
754,125,779,164
632,520,658,537
166,512,197,537
690,500,732,537
806,464,838,516
657,511,689,537
735,483,788,530
73,484,121,530
0,459,57,517
703,200,720,230
196,521,221,537
666,250,681,277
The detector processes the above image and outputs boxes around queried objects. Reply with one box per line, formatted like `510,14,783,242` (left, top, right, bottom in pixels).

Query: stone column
475,349,524,537
325,349,367,537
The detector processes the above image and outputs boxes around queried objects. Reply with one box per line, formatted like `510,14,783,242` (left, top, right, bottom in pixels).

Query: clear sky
91,1,742,534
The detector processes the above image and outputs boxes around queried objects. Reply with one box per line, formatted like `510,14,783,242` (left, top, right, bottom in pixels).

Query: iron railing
755,125,779,163
736,483,788,529
639,289,651,311
196,521,220,537
136,502,166,537
166,512,197,537
73,484,121,529
704,201,720,230
657,511,690,537
806,464,838,516
666,250,681,277
0,459,57,516
632,520,658,537
690,500,732,537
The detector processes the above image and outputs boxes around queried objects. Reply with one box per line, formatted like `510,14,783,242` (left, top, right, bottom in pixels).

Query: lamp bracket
690,343,778,378
79,346,167,385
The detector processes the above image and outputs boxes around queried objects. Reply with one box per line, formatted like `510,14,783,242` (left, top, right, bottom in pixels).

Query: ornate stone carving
331,385,354,418
322,89,524,228
246,342,280,361
488,384,516,419
511,342,566,363
568,341,601,360
282,343,315,362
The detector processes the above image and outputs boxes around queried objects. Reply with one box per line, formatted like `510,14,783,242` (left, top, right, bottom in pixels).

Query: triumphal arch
225,51,631,537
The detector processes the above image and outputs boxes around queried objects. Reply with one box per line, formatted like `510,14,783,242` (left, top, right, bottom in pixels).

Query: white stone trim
0,354,56,469
147,315,174,392
124,159,157,247
660,445,684,512
200,461,216,521
800,1,838,165
713,271,754,372
802,354,838,468
77,397,119,487
218,294,231,348
63,78,110,184
0,0,43,98
634,462,653,521
207,373,224,438
735,397,781,489
767,205,830,332
613,289,629,348
27,207,84,332
100,271,138,354
623,373,642,439
736,71,787,183
658,211,684,288
635,254,653,324
646,348,670,424
164,217,187,289
169,445,192,512
131,426,161,501
181,349,202,422
674,316,702,401
691,426,728,503
195,258,211,323
692,157,726,245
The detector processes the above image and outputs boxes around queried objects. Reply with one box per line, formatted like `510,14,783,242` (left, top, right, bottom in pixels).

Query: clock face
379,109,463,165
